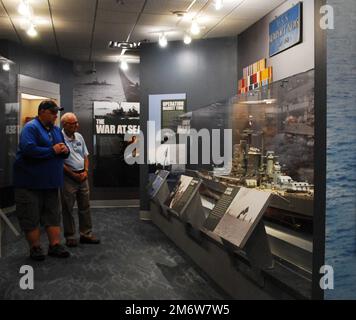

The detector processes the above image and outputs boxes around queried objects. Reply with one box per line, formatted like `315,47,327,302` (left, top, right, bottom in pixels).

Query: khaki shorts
15,188,61,232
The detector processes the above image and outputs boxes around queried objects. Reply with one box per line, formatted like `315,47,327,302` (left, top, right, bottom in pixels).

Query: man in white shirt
61,112,100,247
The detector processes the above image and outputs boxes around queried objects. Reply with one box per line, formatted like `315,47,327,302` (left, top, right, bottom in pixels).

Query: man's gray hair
61,112,77,124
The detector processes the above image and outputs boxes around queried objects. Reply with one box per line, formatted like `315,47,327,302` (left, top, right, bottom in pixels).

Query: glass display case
193,70,314,231
1,103,19,186
150,70,315,299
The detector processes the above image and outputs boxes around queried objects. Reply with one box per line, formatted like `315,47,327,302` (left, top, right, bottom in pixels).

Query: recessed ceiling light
2,63,10,71
158,34,168,47
183,34,192,45
215,0,223,10
27,24,38,37
120,60,129,71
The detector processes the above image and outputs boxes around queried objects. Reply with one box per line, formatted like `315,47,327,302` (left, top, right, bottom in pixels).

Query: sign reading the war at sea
93,101,140,188
269,2,302,57
161,99,187,134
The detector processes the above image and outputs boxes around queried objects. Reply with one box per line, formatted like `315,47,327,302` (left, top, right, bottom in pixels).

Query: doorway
20,93,59,130
17,74,60,132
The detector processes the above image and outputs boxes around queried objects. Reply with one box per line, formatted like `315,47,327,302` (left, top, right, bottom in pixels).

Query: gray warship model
193,125,314,231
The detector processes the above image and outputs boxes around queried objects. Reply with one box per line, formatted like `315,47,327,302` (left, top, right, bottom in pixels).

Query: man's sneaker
30,246,45,261
65,238,78,248
80,234,100,244
48,244,70,258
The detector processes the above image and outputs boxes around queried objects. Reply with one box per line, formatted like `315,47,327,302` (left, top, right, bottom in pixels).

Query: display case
0,60,20,257
190,70,314,262
0,61,18,207
148,70,315,299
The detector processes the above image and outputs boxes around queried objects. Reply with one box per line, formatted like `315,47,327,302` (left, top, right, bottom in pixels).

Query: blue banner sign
269,2,302,57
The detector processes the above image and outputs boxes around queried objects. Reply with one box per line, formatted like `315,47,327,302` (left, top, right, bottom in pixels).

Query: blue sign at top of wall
269,2,302,57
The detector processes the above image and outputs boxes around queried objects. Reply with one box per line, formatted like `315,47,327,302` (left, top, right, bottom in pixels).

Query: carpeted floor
0,208,229,300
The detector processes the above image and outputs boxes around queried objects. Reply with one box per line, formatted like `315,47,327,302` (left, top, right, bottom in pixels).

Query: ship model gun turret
229,124,313,195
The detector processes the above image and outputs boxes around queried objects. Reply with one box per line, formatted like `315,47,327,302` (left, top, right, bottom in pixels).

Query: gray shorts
15,188,61,232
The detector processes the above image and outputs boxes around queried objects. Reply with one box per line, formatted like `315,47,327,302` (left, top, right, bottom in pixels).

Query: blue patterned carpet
0,208,228,300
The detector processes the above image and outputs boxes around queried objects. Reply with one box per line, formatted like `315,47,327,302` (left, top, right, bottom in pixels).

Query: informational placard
93,101,140,187
213,188,271,248
165,175,192,208
204,186,239,231
148,170,170,199
269,2,302,57
164,175,200,215
161,99,187,134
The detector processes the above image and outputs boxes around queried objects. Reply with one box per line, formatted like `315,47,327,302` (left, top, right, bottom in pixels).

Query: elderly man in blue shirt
61,112,100,247
14,100,71,261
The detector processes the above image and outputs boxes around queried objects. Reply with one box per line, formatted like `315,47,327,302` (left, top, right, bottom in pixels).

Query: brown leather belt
72,169,85,174
64,169,85,182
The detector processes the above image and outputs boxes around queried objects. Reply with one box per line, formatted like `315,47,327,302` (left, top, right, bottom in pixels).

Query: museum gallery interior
0,0,355,300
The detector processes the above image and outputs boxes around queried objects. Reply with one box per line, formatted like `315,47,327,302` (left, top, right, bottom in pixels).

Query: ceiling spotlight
158,34,168,48
18,0,33,17
183,34,192,45
215,0,223,10
120,60,129,71
190,20,200,35
2,63,10,71
26,24,38,37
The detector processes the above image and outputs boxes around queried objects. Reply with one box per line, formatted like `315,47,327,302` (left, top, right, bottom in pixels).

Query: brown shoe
66,238,78,247
80,234,100,244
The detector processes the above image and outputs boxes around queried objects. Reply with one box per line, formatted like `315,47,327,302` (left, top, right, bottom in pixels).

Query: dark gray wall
139,36,238,210
4,40,74,112
0,45,12,193
140,37,238,111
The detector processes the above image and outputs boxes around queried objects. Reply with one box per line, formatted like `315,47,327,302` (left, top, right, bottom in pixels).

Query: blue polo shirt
13,117,70,189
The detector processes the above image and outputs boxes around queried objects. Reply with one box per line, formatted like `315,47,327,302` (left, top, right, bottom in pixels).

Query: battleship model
191,125,314,231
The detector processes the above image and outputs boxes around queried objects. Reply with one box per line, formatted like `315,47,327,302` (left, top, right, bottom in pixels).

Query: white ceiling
0,0,286,62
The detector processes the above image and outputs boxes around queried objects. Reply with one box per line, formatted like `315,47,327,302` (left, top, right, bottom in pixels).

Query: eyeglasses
66,121,78,125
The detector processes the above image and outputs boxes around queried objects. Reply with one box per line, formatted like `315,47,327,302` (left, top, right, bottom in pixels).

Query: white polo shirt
62,130,89,171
